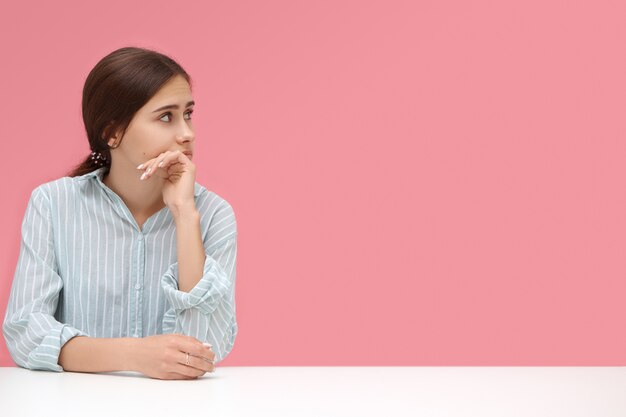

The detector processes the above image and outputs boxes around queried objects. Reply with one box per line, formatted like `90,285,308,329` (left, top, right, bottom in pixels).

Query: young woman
2,46,238,380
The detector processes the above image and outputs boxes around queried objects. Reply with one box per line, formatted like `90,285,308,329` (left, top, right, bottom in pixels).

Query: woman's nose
177,128,195,143
179,134,194,143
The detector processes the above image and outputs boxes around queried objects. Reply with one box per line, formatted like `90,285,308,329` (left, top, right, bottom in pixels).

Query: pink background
1,0,625,366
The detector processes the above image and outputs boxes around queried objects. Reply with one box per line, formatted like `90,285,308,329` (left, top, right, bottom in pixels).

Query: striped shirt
2,166,238,372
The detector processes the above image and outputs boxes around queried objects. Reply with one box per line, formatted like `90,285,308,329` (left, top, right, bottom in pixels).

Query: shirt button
135,283,142,290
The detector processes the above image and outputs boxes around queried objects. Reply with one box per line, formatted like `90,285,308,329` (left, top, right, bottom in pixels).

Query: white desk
1,366,625,416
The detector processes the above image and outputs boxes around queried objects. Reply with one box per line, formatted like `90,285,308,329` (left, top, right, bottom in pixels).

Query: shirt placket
131,232,145,337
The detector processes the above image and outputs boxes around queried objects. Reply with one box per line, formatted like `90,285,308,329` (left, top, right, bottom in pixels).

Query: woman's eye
160,110,193,122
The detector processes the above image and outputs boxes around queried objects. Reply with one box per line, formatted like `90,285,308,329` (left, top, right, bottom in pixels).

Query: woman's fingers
141,156,163,180
178,351,215,374
138,150,187,181
136,159,156,179
177,338,216,373
188,338,215,360
182,340,216,367
165,372,198,380
154,151,178,170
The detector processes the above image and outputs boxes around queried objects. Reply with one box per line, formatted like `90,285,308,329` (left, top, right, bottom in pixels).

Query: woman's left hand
137,150,196,210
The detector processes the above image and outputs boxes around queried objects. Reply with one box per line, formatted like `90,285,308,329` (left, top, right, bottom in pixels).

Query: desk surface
1,366,625,417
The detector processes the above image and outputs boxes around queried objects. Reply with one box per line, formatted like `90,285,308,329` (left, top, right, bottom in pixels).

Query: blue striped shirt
2,166,238,371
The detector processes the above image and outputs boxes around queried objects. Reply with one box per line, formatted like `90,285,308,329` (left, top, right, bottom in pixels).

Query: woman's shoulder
28,176,76,202
30,170,98,203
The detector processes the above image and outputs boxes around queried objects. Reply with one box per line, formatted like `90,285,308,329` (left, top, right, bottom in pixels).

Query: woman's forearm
171,204,206,293
58,336,139,373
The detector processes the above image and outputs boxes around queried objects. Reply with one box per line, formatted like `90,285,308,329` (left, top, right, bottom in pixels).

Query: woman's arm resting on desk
58,336,138,373
59,334,215,380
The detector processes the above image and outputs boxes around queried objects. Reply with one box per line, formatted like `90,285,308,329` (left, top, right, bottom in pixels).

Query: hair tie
90,150,109,167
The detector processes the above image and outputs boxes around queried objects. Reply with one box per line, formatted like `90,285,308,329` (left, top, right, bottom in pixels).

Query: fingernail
203,342,213,348
146,167,151,173
137,164,143,169
140,173,146,180
158,161,163,167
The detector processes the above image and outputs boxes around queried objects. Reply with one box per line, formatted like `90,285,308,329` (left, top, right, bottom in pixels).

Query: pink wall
1,0,625,366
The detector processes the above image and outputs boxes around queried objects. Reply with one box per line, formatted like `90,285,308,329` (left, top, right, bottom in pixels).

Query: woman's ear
102,121,120,146
102,121,115,138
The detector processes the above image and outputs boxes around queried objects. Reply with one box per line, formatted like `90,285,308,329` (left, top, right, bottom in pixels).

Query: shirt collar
83,167,202,197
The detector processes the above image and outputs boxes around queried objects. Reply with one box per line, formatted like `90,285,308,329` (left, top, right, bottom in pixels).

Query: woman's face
108,74,195,168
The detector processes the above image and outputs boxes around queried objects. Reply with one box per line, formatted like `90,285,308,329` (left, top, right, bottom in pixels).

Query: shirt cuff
161,251,232,316
28,324,88,372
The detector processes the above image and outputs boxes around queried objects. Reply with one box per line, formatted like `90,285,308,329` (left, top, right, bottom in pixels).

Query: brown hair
67,46,193,177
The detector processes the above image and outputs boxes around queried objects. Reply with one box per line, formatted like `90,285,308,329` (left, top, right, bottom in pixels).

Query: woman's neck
102,164,166,219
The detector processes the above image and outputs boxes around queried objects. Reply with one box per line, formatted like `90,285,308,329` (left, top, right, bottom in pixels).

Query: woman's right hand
133,334,216,380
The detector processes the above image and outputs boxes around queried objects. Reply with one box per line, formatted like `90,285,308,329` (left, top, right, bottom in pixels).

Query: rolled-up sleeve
161,200,238,364
2,187,88,372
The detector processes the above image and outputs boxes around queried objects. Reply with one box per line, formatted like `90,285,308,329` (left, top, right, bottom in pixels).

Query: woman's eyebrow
152,100,195,113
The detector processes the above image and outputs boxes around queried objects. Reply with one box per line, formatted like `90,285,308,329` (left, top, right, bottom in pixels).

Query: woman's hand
136,150,196,210
133,334,216,380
